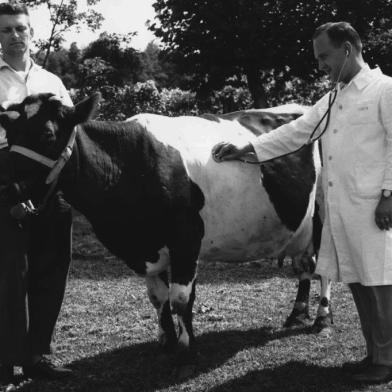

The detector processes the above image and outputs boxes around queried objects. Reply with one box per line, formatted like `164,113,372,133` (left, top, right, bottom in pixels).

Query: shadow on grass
207,362,362,392
18,326,334,392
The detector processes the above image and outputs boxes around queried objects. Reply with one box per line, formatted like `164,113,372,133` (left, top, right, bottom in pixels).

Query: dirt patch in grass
18,213,392,392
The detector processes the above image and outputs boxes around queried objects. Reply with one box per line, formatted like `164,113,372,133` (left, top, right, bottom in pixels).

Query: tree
25,0,104,68
139,41,193,88
82,32,142,85
150,0,392,107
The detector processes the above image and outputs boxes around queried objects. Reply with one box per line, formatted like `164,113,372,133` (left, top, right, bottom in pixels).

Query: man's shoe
352,364,392,384
342,356,373,373
0,366,15,392
23,357,72,380
2,384,16,392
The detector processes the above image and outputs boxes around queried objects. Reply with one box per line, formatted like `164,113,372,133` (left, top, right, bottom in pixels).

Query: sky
29,0,158,51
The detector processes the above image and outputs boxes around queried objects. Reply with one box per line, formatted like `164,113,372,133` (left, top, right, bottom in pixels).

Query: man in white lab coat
213,21,392,384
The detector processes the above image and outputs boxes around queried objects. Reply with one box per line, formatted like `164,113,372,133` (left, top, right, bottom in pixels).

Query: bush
160,88,198,116
72,72,329,121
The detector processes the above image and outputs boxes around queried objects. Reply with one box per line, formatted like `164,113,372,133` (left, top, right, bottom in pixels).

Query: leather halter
10,125,79,184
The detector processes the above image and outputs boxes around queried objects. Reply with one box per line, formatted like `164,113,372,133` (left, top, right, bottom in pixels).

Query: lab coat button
338,104,343,110
333,129,338,134
328,155,332,160
328,181,333,187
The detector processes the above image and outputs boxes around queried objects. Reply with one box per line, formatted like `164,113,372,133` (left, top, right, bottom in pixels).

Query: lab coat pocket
349,101,377,125
354,162,384,199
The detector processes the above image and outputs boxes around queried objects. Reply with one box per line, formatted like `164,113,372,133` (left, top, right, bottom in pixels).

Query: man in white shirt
0,3,72,389
213,22,392,384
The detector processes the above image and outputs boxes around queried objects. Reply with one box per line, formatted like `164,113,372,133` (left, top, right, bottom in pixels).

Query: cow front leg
284,272,311,328
312,275,333,333
146,271,177,352
171,277,197,350
168,212,203,356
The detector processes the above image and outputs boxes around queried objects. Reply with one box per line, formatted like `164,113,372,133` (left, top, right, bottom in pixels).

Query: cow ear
0,111,20,128
72,93,101,125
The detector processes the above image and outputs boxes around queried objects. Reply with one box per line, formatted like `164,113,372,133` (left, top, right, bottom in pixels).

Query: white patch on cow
127,106,316,263
146,274,169,342
170,279,194,315
317,276,332,318
177,316,189,347
145,247,170,276
146,274,169,310
127,113,294,261
247,103,309,114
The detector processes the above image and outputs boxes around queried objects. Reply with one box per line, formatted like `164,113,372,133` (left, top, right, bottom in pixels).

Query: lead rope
9,126,79,215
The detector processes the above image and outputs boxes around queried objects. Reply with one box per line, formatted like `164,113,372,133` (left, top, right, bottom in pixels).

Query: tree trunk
245,65,267,108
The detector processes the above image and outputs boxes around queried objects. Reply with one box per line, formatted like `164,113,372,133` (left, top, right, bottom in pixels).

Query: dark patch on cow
198,113,221,122
312,201,323,256
220,111,302,136
320,296,329,307
57,119,205,276
260,144,315,231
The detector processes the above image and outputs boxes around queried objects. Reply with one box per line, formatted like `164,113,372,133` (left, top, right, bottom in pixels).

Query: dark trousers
349,283,392,366
0,150,72,365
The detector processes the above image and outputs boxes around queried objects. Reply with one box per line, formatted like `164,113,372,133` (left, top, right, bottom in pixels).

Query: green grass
18,213,392,392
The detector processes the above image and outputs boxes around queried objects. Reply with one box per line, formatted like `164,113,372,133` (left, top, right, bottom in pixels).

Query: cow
0,93,332,359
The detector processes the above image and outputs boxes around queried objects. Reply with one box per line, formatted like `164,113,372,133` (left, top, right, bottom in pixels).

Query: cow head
0,92,101,203
0,92,101,158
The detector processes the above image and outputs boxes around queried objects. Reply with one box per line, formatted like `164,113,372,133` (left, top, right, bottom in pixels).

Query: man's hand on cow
212,141,255,163
375,196,392,230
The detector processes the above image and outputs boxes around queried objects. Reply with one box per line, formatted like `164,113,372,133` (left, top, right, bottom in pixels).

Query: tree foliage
25,0,103,68
150,0,392,107
82,32,141,85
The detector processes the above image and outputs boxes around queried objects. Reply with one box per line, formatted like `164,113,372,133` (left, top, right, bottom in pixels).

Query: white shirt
251,65,392,285
0,57,72,148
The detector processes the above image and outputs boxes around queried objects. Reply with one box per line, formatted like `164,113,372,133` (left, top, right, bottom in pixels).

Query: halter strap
9,125,79,184
10,145,56,168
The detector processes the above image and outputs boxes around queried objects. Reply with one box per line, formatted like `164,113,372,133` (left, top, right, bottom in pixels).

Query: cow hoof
159,336,177,354
158,330,178,354
311,315,334,334
173,343,198,366
170,301,187,316
284,309,310,328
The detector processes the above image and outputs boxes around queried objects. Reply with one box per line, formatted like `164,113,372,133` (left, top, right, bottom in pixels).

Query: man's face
313,32,347,83
0,14,32,57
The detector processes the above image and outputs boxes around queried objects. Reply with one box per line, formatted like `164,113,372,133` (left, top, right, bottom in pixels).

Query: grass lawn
17,213,392,392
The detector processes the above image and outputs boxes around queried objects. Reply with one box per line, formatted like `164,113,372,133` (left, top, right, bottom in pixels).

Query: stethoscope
224,54,349,165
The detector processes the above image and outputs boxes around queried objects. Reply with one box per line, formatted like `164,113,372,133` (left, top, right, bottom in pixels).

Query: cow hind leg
312,275,333,333
146,271,177,352
284,272,311,328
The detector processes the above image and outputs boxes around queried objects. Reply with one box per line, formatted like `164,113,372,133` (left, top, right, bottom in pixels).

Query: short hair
0,1,29,17
313,22,362,52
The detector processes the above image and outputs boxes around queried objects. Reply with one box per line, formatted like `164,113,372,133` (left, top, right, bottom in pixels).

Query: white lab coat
251,65,392,285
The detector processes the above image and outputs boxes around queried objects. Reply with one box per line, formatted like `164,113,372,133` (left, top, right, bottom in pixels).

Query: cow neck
59,129,81,189
59,121,127,213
